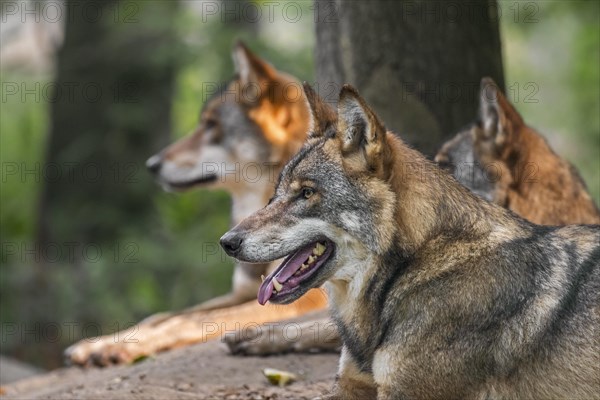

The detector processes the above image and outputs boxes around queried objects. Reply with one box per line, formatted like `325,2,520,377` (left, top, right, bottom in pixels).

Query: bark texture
315,0,505,156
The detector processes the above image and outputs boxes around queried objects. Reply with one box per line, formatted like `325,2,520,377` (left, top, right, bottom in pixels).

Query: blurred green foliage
1,0,597,369
0,77,47,242
501,0,600,200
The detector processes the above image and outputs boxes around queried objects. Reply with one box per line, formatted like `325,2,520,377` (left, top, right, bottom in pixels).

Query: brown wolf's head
146,42,309,194
220,84,406,305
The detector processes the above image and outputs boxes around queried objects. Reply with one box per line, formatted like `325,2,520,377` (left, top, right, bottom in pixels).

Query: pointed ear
337,85,387,170
479,77,524,147
303,82,337,139
232,41,276,89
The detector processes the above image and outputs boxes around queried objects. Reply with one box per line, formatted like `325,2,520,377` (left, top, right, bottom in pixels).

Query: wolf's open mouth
257,240,334,305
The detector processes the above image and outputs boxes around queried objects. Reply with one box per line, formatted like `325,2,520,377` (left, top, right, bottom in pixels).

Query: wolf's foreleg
317,346,377,400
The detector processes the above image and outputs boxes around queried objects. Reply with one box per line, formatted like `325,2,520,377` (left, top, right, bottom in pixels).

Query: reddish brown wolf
435,77,600,225
222,84,600,399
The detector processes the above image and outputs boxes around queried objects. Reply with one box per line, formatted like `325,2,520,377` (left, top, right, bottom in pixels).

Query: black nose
146,155,162,174
220,231,243,256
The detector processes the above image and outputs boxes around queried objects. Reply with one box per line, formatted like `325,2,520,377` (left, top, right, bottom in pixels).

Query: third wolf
436,77,600,225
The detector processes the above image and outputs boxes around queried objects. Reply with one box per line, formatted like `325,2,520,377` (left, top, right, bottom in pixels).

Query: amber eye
301,187,315,199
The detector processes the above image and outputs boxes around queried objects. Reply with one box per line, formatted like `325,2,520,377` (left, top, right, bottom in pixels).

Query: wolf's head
435,78,524,204
220,84,400,305
146,42,309,193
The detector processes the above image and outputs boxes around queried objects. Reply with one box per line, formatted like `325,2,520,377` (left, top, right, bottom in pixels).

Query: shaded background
1,0,598,370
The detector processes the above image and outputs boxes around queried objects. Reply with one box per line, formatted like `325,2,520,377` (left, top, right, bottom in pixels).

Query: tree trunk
22,0,179,365
315,0,505,156
38,0,178,249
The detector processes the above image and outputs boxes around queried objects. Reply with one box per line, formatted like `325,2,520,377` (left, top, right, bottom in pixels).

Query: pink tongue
257,243,317,305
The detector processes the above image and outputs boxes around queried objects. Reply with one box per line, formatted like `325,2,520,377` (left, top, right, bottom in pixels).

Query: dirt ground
1,340,338,400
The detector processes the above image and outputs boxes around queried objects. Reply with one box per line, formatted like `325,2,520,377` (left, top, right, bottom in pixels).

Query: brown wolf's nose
146,155,162,174
220,231,243,257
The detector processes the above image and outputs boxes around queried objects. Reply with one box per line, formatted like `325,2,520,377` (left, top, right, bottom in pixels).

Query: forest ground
1,340,338,400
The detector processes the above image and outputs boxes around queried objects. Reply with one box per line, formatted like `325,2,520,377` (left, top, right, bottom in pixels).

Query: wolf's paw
64,332,145,367
223,318,341,356
222,323,287,356
63,317,180,367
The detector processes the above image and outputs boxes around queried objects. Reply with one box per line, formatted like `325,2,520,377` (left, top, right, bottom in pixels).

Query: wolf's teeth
314,243,326,256
307,255,316,265
273,278,283,292
300,263,308,271
261,275,265,282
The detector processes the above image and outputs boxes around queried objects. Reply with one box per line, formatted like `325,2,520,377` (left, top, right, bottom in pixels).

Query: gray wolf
435,77,600,225
221,84,600,399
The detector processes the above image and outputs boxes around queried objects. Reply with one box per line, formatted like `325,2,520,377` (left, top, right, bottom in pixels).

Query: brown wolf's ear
303,83,337,139
479,77,524,148
337,85,387,172
232,41,276,91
